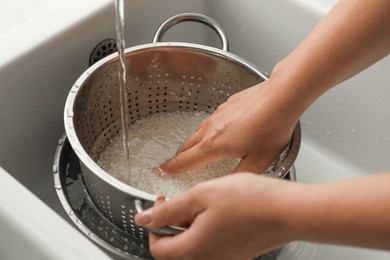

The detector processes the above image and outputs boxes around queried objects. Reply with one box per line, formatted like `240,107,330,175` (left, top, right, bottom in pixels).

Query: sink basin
0,0,389,259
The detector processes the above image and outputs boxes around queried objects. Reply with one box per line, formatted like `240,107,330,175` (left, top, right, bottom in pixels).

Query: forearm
281,173,390,250
268,0,390,123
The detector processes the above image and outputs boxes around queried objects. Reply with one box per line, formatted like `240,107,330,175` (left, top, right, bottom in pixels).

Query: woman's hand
159,0,390,176
135,173,298,260
160,80,298,174
135,172,390,260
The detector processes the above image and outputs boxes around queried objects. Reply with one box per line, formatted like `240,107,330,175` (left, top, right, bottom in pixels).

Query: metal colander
64,13,301,239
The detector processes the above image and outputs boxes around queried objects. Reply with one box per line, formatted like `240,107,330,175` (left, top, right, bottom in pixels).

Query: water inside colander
95,111,239,198
94,110,289,198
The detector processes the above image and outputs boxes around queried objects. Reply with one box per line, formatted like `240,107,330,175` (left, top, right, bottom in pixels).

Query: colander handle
134,199,187,235
153,13,230,52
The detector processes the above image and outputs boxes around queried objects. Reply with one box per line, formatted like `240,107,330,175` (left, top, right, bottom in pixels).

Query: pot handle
153,13,230,52
134,199,187,235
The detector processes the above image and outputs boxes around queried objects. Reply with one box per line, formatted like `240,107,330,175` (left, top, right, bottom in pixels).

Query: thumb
135,192,202,230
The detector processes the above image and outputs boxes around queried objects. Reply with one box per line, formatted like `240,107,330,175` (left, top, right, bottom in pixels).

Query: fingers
147,196,166,247
174,129,202,155
159,143,222,174
159,117,211,174
135,196,198,259
135,191,202,231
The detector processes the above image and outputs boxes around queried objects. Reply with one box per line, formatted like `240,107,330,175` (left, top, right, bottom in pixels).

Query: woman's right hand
159,79,299,175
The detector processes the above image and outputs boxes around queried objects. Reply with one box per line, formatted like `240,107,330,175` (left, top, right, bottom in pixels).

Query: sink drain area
89,39,117,66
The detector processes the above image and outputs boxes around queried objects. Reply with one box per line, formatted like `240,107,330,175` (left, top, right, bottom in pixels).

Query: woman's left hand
135,173,296,260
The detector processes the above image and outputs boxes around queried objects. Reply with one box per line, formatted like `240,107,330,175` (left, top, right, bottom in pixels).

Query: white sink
0,0,389,259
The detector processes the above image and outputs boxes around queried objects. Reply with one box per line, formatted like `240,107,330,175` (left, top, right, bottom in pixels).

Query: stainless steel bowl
64,13,301,238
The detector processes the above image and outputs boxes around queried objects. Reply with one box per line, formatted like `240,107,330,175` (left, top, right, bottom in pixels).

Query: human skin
135,0,390,259
137,173,390,259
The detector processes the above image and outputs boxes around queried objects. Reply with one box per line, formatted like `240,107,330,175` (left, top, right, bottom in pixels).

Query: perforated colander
64,13,301,239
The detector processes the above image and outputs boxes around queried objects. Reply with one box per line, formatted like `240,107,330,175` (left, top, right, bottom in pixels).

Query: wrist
261,179,317,242
267,60,319,122
246,177,312,243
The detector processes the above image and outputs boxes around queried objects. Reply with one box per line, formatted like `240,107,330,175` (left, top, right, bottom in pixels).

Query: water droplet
67,121,74,129
69,211,74,216
169,91,178,99
88,232,94,237
75,219,82,225
54,184,62,190
52,164,58,174
67,109,74,118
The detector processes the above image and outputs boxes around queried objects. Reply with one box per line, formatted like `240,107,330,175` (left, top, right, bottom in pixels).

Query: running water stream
114,0,130,171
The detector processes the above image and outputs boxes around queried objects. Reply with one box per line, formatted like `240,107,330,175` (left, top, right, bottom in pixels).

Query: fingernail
155,165,177,177
136,211,152,226
152,166,169,177
155,195,166,204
